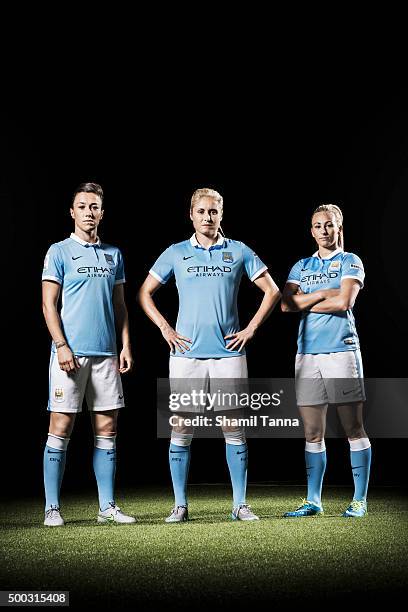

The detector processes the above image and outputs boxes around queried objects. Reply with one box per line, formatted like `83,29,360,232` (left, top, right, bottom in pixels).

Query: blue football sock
93,446,116,511
44,445,67,510
169,442,191,507
226,442,248,507
350,443,371,501
305,441,326,506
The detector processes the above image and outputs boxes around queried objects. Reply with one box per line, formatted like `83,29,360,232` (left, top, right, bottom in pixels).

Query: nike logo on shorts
183,256,194,260
72,256,82,260
342,388,360,395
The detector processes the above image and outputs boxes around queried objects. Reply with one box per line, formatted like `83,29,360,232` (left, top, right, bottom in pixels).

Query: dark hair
72,182,104,207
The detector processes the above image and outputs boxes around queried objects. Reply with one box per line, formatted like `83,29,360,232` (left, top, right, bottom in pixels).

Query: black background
2,84,408,500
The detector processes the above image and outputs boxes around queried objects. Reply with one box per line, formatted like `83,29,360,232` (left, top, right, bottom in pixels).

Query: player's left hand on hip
224,326,255,351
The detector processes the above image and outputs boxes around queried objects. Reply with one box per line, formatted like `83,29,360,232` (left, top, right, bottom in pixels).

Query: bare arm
281,282,329,312
42,280,80,372
138,274,192,354
310,278,361,313
224,272,281,351
113,284,133,373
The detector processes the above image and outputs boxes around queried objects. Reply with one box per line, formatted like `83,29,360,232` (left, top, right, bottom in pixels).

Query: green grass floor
1,485,407,608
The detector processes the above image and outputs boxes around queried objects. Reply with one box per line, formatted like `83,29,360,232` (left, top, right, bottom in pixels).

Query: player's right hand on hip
161,325,192,354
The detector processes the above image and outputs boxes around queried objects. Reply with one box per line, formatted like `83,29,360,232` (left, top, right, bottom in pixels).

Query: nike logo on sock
119,394,124,399
236,450,247,454
342,388,360,395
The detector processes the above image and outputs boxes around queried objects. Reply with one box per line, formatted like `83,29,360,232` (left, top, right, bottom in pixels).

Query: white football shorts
295,350,366,406
48,354,125,413
169,355,248,413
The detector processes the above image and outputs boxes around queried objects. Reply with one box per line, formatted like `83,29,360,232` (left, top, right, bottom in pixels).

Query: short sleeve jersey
42,233,125,356
287,248,364,354
149,235,267,358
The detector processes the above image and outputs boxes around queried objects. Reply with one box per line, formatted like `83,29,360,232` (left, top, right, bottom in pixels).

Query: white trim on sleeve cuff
42,276,62,284
341,275,364,287
287,279,301,285
250,265,268,282
114,279,126,285
149,269,166,284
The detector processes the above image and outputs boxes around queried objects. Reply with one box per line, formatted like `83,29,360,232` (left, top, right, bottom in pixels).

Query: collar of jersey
312,247,343,260
190,233,225,250
70,232,101,247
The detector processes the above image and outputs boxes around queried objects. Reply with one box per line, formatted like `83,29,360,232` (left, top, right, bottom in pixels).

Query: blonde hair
190,188,223,211
312,203,344,249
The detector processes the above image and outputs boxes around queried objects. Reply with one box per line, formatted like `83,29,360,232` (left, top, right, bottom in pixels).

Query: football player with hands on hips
281,203,371,518
42,182,135,527
139,188,281,522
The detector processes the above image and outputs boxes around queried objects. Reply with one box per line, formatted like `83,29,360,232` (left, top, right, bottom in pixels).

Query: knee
95,426,117,437
304,428,324,443
344,426,366,440
49,414,75,438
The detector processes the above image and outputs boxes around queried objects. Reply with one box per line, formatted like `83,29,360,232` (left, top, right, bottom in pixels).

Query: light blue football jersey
149,234,267,358
42,233,125,356
287,248,364,354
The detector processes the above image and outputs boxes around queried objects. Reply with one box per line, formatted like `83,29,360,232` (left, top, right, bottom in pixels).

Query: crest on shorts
104,253,115,265
223,252,233,263
54,388,65,402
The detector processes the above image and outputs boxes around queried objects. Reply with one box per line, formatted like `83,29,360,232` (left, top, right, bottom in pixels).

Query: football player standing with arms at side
42,182,135,526
281,204,371,518
139,188,281,522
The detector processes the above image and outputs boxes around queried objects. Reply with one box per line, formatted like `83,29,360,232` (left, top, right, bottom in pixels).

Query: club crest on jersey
328,260,341,272
104,253,115,265
223,252,233,263
54,388,64,402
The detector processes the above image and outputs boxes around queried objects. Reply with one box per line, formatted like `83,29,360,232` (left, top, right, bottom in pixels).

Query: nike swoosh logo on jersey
72,256,82,260
183,256,194,260
301,268,308,271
